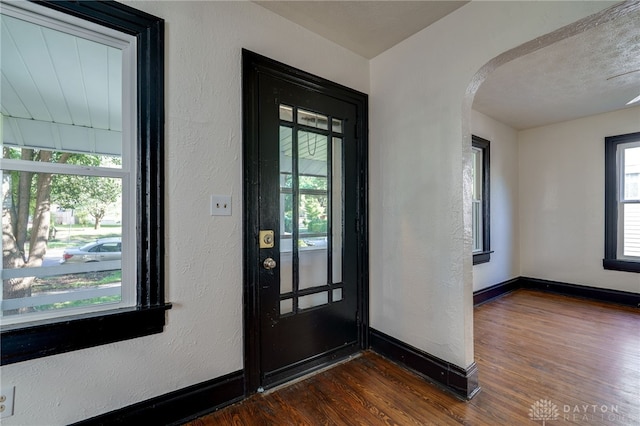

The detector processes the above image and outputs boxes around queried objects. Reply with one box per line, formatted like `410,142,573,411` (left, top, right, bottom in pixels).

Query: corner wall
369,1,614,369
519,105,640,294
471,110,520,291
0,2,369,425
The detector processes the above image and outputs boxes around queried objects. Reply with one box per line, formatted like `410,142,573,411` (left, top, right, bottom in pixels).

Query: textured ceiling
255,1,468,59
473,5,640,130
256,1,640,130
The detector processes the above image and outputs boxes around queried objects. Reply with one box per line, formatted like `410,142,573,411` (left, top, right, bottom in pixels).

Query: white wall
519,105,640,294
368,1,614,369
2,0,627,423
471,110,520,291
0,2,368,425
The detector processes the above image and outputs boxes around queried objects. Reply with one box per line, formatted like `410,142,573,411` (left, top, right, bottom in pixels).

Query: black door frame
242,49,369,394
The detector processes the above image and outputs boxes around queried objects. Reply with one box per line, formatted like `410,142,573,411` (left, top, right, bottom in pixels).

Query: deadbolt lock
259,230,275,248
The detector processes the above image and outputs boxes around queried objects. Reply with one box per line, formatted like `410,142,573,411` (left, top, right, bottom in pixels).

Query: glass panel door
278,106,344,315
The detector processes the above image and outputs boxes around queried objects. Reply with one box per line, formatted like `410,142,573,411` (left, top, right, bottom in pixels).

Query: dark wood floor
186,290,640,425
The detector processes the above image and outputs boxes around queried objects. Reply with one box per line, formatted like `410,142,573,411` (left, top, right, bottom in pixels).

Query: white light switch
211,195,232,216
0,386,15,418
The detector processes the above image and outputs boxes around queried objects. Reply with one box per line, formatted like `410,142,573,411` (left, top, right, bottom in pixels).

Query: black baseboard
520,277,640,308
473,277,520,306
369,328,480,400
474,276,640,308
72,370,244,425
71,278,636,424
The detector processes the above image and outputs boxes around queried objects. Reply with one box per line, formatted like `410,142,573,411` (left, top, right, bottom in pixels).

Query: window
604,132,640,273
472,135,491,265
278,105,344,315
1,1,167,365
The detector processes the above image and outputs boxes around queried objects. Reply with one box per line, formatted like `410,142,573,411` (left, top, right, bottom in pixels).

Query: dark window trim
1,0,169,366
603,131,640,273
472,135,491,265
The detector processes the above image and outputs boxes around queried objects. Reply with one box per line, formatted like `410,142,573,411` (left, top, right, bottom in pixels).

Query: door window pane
298,243,328,290
299,175,327,190
299,194,328,235
332,118,342,134
280,298,293,315
332,137,343,284
299,291,328,310
298,109,328,130
332,288,343,302
280,250,293,294
280,126,293,188
279,125,293,295
298,131,328,169
279,105,293,122
278,105,347,314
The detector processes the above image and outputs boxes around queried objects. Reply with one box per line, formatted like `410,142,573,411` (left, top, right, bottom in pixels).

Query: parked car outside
60,237,122,264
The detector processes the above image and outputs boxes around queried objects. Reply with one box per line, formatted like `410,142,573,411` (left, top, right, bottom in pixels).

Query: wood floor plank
185,289,640,425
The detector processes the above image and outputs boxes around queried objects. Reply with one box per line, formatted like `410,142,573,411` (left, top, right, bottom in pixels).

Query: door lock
259,230,275,248
263,257,277,270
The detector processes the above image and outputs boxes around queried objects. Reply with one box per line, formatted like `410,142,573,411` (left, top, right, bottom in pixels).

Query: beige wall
2,0,627,424
471,110,520,292
519,105,640,294
470,104,640,295
0,2,368,425
369,1,613,368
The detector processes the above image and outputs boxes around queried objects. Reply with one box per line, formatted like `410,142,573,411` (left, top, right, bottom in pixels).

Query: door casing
242,49,369,394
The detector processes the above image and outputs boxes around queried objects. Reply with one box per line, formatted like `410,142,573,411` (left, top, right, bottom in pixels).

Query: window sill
473,251,493,265
602,259,640,273
1,303,172,365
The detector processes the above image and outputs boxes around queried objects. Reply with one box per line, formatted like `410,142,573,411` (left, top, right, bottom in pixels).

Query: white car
60,238,121,264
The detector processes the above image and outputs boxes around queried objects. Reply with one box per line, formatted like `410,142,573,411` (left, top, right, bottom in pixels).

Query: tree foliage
2,148,70,311
52,174,121,229
2,149,121,312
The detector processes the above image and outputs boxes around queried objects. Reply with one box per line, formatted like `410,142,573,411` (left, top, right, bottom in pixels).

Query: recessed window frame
472,135,491,265
1,2,138,323
1,0,168,365
604,131,640,273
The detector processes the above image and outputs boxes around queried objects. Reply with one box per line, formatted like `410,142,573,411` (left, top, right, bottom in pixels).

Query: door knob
263,257,277,270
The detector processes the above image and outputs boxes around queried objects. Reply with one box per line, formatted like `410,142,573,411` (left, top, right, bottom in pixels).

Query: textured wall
1,0,625,424
0,2,368,425
368,1,615,368
519,105,640,294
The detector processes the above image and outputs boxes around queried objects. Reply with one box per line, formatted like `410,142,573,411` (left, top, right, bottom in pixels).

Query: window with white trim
1,0,167,365
604,132,640,273
472,135,490,265
1,3,136,323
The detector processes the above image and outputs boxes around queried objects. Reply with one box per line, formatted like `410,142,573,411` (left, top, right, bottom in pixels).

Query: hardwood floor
186,290,640,425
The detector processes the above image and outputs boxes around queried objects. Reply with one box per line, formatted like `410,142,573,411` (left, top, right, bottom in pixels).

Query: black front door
243,50,368,391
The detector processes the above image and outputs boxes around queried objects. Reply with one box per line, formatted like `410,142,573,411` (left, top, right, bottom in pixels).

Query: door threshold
261,351,363,395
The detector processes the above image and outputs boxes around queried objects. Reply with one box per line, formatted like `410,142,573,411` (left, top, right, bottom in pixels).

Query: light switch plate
0,386,15,418
211,195,232,216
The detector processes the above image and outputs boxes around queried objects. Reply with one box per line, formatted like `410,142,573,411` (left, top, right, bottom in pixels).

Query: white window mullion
1,1,138,325
0,158,127,178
